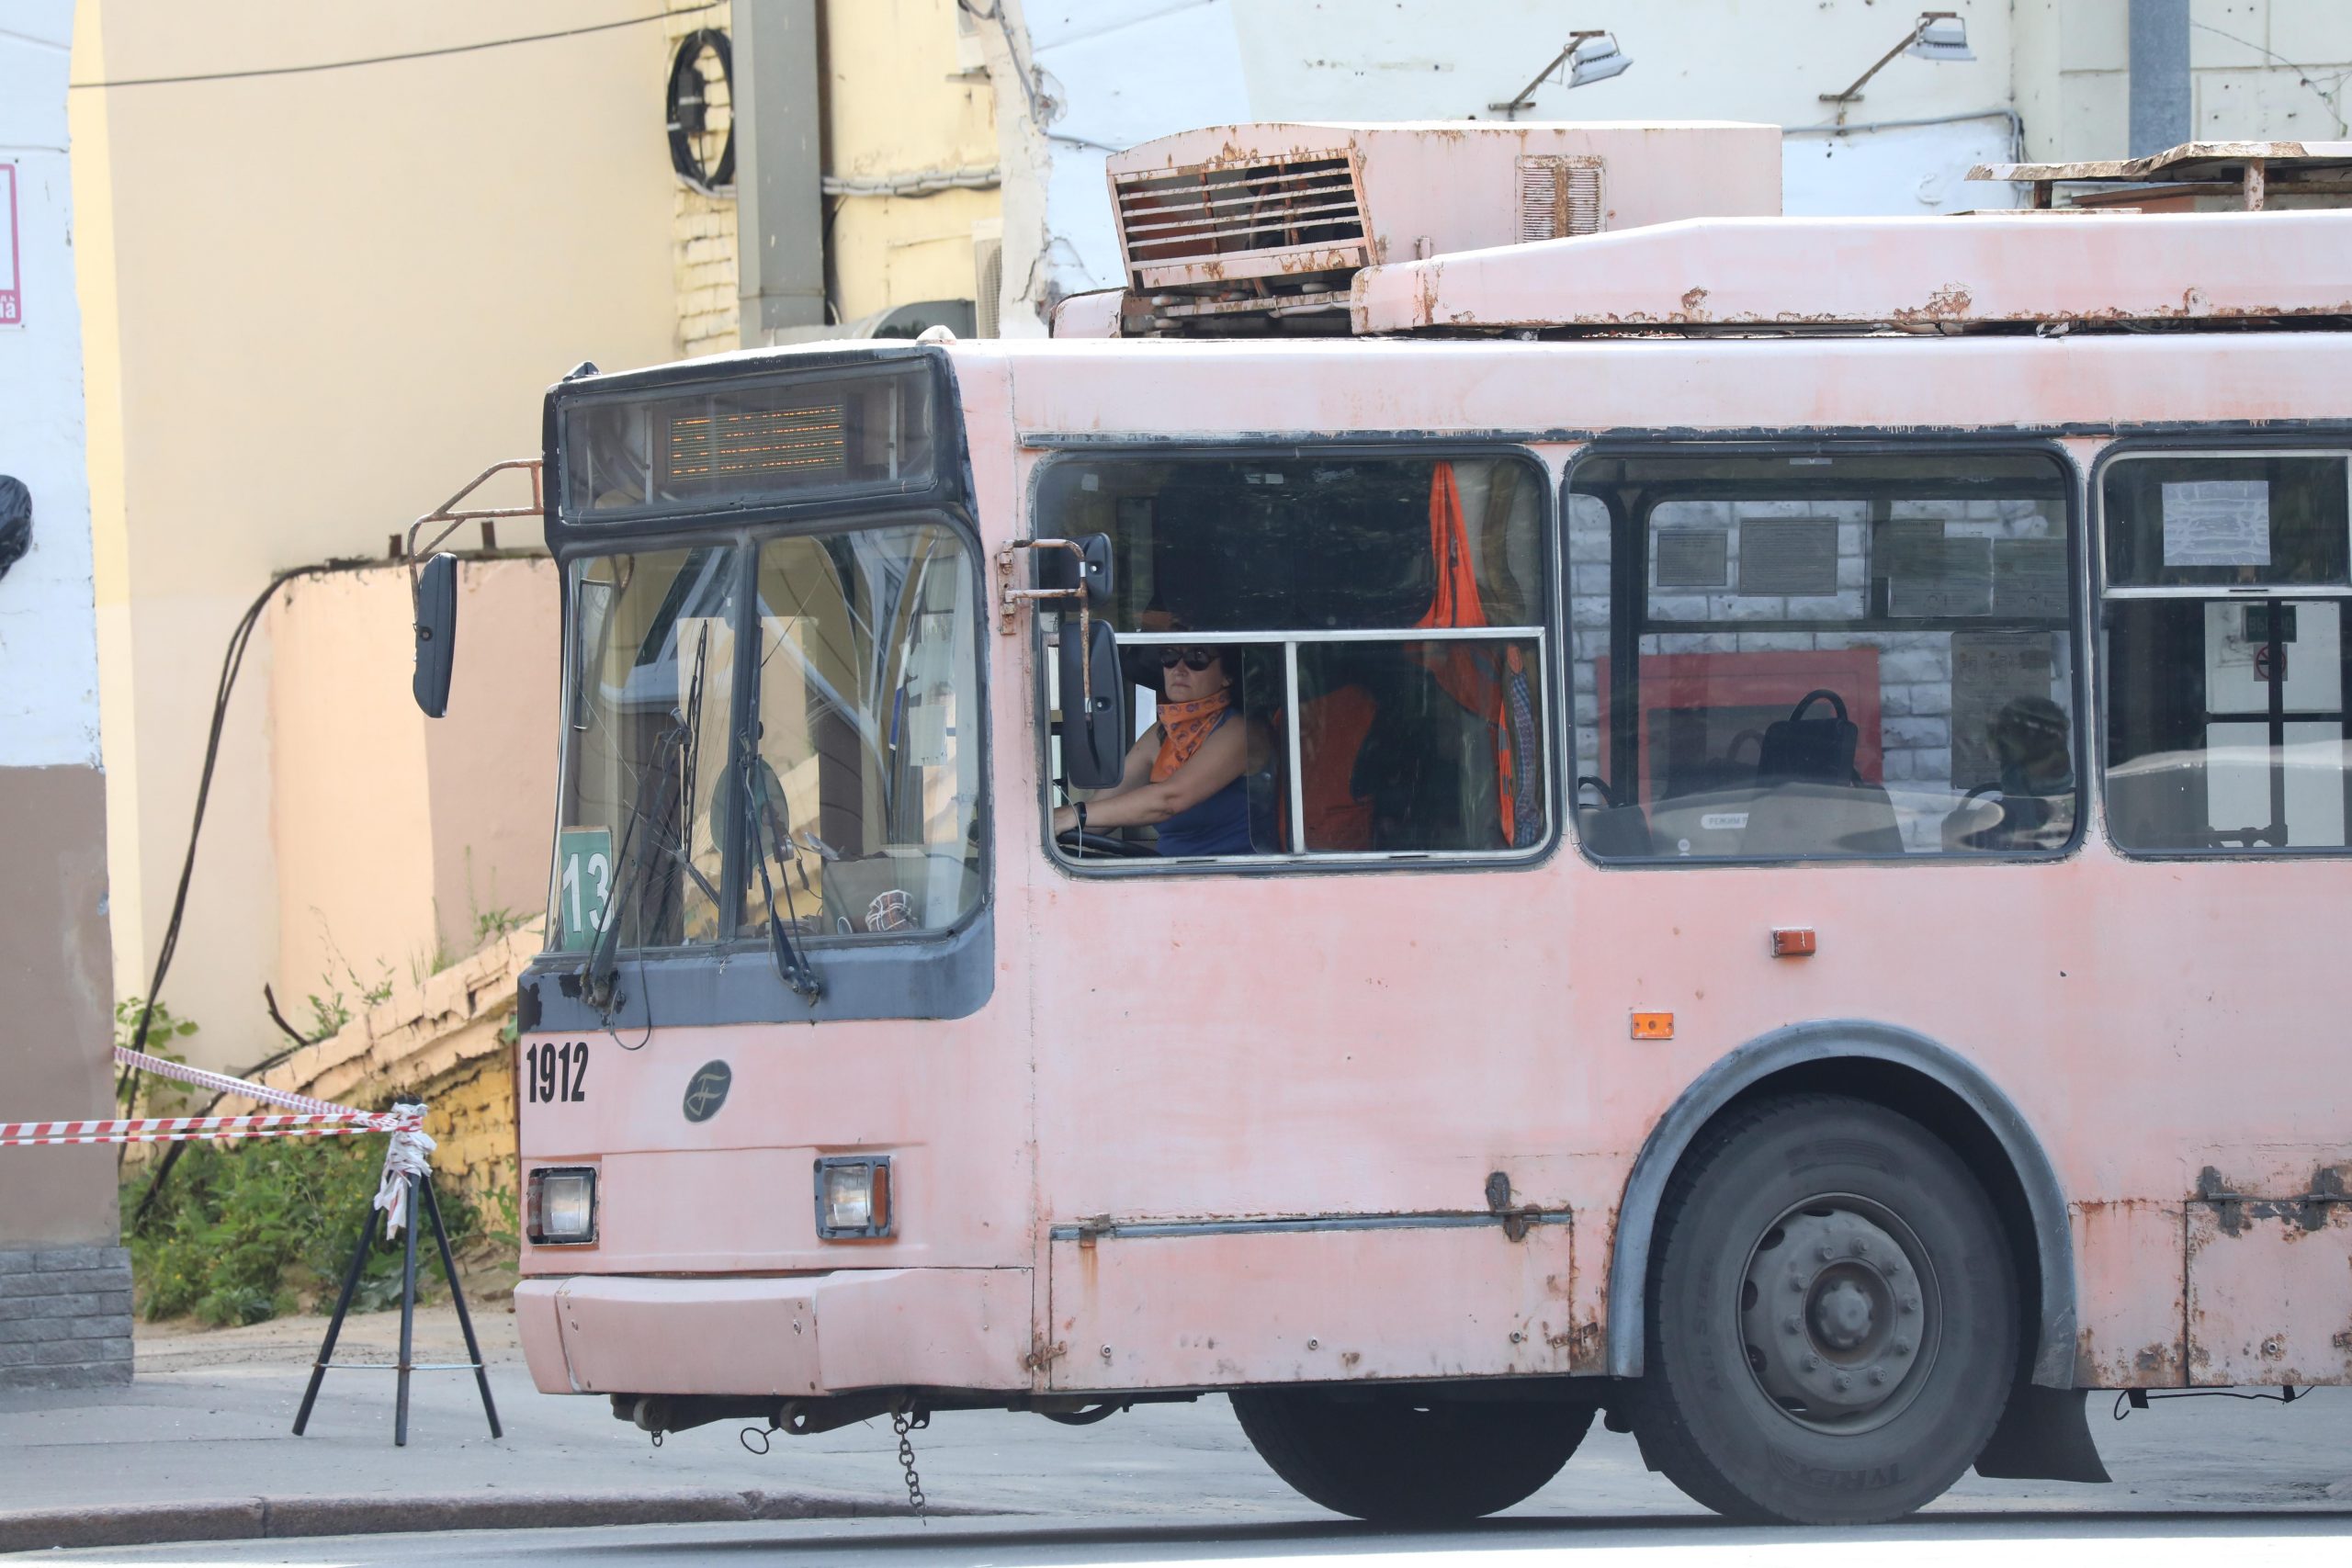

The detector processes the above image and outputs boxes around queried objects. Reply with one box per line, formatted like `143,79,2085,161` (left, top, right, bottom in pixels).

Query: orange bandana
1151,693,1230,783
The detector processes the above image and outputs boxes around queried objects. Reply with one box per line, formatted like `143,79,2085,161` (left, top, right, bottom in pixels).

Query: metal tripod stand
291,1163,502,1447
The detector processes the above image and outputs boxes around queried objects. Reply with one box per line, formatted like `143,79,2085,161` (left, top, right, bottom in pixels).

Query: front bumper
515,1268,1032,1398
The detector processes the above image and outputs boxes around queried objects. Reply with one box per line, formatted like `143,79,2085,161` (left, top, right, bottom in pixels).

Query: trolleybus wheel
1638,1093,2018,1525
1230,1386,1592,1524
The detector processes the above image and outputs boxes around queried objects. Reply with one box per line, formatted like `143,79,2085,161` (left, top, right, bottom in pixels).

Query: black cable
119,559,375,1223
2113,1386,2305,1420
73,4,718,90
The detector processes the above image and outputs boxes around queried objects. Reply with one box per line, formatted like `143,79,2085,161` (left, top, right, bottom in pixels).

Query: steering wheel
1575,775,1621,809
1057,829,1157,859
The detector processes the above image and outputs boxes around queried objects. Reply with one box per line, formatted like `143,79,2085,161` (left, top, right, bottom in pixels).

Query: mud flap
1973,1385,2110,1483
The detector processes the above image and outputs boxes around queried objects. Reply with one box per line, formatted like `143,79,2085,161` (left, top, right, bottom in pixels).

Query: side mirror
1057,615,1126,788
412,552,458,717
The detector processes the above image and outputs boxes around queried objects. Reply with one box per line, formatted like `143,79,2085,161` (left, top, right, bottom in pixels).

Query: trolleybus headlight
527,1166,598,1246
815,1156,893,1239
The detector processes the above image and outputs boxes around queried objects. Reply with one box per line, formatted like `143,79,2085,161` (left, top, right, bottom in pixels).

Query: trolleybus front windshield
552,521,982,955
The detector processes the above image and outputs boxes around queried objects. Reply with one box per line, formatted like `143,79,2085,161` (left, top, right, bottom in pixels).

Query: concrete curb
0,1486,1003,1553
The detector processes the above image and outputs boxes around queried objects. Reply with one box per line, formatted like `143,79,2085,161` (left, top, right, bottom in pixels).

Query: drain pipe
2128,0,2191,157
733,0,828,341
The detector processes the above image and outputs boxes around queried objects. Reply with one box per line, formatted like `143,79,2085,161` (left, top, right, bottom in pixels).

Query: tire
1637,1093,2018,1525
1231,1386,1593,1524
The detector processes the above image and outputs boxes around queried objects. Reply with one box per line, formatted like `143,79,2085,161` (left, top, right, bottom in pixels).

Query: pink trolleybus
432,125,2352,1525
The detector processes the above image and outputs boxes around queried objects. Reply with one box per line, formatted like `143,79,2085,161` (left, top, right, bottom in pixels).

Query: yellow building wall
669,0,741,356
72,4,676,1066
661,0,1003,344
824,0,1001,321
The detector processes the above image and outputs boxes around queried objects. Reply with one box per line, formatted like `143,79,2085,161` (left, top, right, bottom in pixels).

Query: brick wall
239,930,534,1217
0,1246,134,1390
669,1,741,356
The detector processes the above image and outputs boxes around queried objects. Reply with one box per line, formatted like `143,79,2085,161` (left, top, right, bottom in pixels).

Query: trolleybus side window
2098,449,2352,853
1570,448,2080,861
1035,453,1551,862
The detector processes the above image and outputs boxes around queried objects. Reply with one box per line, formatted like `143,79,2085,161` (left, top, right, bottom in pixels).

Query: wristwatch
1075,800,1089,831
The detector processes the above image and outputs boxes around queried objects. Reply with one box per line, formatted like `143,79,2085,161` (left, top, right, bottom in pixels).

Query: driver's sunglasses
1157,646,1217,671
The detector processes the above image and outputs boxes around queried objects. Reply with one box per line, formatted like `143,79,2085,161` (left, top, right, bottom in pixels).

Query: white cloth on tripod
372,1115,436,1240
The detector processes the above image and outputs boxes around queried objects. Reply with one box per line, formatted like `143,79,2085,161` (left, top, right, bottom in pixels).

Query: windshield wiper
740,733,823,1001
583,713,686,1013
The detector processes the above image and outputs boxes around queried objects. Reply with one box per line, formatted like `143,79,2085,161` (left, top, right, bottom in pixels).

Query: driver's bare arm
1055,720,1249,833
1054,728,1158,836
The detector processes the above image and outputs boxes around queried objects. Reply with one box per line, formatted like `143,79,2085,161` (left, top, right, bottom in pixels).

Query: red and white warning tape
0,1046,424,1147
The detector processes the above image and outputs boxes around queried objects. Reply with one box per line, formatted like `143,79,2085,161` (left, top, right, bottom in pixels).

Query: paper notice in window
1993,538,2067,619
2161,479,2270,568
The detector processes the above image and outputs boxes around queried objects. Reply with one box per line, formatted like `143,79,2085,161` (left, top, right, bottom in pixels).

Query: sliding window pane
1294,638,1544,852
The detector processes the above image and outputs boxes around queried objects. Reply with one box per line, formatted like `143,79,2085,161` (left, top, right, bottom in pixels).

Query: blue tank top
1153,711,1261,857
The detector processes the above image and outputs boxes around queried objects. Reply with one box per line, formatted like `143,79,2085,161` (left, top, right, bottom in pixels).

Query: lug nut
1817,1245,1835,1261
1790,1274,1806,1292
1869,1368,1887,1385
1784,1316,1802,1336
1836,1372,1852,1390
1894,1339,1912,1357
1853,1238,1869,1255
1803,1353,1820,1371
1902,1297,1918,1314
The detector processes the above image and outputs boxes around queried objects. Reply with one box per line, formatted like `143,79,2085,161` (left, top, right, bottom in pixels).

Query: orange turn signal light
1770,928,1817,958
1631,1011,1674,1040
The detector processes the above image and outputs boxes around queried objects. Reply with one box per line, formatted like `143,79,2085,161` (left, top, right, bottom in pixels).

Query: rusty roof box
1969,140,2352,213
1101,121,1781,333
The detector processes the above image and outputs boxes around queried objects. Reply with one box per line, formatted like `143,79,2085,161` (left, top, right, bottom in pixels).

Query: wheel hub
1739,1202,1933,1428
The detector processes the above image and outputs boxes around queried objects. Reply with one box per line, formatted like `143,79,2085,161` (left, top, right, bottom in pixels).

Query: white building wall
0,0,130,1386
0,0,101,772
982,0,2352,334
985,0,2022,331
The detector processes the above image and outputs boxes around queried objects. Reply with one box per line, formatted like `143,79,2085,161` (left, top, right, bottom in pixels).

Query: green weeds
124,1134,482,1325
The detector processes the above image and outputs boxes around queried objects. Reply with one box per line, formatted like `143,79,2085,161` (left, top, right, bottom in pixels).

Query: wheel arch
1604,1019,2077,1388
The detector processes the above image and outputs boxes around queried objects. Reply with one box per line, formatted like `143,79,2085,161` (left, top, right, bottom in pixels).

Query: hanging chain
890,1406,930,1524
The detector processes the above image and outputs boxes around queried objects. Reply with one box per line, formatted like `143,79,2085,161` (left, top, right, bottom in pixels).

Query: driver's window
1570,449,2081,861
1039,453,1552,864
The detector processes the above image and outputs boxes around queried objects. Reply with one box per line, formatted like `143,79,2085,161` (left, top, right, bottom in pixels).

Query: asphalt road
8,1307,2352,1562
34,1507,2352,1567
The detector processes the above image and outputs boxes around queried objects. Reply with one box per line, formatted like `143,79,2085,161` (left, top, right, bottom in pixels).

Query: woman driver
1051,642,1272,856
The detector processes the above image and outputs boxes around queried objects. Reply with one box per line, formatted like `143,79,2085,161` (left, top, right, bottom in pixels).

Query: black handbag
1756,689,1859,786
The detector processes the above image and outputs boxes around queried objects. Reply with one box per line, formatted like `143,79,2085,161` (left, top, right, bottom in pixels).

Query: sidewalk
0,1305,1050,1553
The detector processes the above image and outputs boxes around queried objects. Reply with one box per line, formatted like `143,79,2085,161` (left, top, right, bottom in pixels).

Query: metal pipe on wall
2128,0,2192,157
733,0,828,340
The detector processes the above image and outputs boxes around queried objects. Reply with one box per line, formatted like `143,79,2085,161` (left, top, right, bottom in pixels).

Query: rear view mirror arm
401,457,546,590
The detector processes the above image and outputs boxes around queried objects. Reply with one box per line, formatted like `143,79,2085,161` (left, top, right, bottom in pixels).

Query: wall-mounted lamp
1488,31,1634,119
1820,11,1973,115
